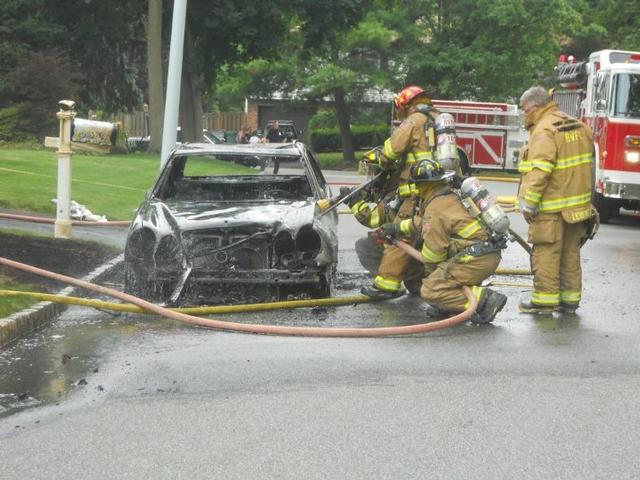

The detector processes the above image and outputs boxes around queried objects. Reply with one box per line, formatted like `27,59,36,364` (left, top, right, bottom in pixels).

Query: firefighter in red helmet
359,85,442,299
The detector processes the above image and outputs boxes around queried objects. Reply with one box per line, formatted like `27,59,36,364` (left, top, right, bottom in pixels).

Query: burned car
124,142,338,305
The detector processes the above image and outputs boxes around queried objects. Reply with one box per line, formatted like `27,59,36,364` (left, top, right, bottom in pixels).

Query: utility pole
160,0,188,169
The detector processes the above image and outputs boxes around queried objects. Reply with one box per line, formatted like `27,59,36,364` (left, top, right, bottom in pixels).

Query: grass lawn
0,276,41,318
0,148,161,220
0,226,121,317
315,150,366,170
0,148,254,220
0,147,366,220
0,227,44,316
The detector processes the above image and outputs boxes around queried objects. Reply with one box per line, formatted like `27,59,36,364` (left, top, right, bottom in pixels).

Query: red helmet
394,85,429,109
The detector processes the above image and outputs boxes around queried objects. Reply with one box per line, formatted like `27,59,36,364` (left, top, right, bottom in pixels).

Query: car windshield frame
151,144,321,203
611,72,640,119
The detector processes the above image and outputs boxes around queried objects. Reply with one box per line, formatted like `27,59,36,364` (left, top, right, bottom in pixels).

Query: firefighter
517,86,594,314
347,150,406,276
360,85,441,299
378,159,507,323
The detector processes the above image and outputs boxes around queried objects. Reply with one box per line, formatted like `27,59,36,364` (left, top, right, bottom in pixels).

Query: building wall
247,102,259,132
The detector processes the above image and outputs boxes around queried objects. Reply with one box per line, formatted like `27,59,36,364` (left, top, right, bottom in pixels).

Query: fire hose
0,212,130,227
0,185,535,335
0,256,478,337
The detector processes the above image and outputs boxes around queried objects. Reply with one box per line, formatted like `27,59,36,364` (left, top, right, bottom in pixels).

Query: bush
308,110,337,130
0,107,35,142
352,124,389,149
3,49,80,139
309,124,389,152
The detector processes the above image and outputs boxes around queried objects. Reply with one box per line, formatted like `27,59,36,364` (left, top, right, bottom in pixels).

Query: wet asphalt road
2,176,640,479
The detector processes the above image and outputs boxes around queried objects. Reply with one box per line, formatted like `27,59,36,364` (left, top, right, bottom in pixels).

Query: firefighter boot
360,284,403,300
559,302,579,313
518,300,558,314
403,279,422,295
425,305,451,318
475,289,508,324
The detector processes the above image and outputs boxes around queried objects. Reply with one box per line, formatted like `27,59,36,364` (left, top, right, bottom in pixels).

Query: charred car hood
135,198,318,233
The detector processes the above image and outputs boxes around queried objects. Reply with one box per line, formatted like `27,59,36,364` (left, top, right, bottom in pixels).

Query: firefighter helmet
409,159,455,183
394,85,435,109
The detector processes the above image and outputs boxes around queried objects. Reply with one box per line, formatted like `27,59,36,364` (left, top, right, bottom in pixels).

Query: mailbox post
45,100,118,238
54,100,76,239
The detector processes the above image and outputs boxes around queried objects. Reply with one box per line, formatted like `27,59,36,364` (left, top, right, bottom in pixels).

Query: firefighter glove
370,172,386,192
379,222,401,237
339,186,354,199
346,188,370,208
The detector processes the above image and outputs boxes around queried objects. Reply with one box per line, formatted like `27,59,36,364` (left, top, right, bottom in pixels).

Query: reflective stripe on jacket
379,111,433,189
350,200,383,228
420,193,490,265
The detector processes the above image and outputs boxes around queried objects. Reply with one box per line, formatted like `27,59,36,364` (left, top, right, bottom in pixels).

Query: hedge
0,107,34,142
309,124,389,152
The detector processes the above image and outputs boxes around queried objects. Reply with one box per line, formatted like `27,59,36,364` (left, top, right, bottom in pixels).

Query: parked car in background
124,142,338,305
265,120,301,142
202,129,226,144
127,128,226,152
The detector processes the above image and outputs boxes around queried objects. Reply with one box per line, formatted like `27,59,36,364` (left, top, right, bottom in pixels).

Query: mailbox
71,118,118,146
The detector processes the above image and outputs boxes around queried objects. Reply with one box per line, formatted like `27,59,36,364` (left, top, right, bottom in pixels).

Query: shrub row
309,124,389,152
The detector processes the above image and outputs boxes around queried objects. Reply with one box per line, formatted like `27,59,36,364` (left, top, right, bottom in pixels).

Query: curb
0,253,124,349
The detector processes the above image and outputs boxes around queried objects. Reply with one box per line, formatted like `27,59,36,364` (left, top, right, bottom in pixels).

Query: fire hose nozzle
316,188,351,213
316,198,334,213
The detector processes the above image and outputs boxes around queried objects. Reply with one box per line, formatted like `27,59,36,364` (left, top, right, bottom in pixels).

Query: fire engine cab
554,49,640,222
432,99,528,173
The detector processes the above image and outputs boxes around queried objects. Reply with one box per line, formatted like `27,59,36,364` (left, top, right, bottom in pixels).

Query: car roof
173,142,304,157
267,120,295,125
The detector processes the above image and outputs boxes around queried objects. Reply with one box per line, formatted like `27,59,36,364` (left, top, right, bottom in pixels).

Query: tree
593,0,640,51
43,0,147,112
214,1,382,163
4,49,80,138
0,0,65,106
147,0,164,152
403,0,587,101
175,0,291,142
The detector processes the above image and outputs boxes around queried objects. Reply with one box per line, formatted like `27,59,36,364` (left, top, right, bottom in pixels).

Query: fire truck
554,49,640,222
432,99,528,174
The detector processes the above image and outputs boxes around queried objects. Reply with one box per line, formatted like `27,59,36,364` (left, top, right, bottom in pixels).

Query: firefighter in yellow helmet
517,86,595,314
360,85,441,299
378,159,508,323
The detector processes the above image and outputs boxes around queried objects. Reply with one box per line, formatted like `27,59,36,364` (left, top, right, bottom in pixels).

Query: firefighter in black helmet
379,159,507,323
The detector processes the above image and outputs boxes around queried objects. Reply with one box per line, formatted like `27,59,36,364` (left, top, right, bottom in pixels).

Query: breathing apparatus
413,104,438,155
459,177,510,244
434,113,458,172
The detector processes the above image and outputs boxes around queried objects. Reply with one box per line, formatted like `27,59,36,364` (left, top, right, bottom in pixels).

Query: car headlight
127,228,156,261
154,235,183,270
296,225,322,265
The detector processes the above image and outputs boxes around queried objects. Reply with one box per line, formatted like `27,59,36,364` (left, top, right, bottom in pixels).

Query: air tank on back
434,113,458,172
460,177,510,236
